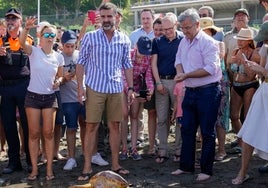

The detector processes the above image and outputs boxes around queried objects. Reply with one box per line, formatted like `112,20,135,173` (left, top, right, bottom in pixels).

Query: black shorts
144,92,155,110
25,90,58,109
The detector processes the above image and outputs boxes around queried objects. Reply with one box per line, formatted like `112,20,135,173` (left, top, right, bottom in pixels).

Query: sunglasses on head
43,33,56,38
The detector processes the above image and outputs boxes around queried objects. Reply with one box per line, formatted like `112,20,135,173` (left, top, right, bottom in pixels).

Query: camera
138,90,148,98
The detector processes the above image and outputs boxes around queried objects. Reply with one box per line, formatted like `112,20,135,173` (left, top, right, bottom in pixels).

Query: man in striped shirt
76,2,134,180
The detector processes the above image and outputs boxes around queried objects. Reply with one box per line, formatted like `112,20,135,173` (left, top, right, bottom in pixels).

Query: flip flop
155,155,169,164
27,174,39,181
77,172,92,181
113,168,129,175
46,175,55,181
173,154,180,162
231,174,250,185
227,146,242,154
214,153,227,161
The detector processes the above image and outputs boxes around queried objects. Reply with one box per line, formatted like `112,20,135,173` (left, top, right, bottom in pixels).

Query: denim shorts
62,102,86,129
25,90,58,109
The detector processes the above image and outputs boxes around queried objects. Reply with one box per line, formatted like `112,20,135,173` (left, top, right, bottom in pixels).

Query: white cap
36,21,50,33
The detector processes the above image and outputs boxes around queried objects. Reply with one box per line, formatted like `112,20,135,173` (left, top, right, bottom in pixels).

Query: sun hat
136,36,152,55
234,8,249,17
254,21,268,42
5,8,22,19
233,28,253,40
199,17,222,33
61,30,77,44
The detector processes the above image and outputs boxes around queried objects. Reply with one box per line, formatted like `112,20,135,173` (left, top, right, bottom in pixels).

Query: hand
174,73,186,82
52,79,61,89
156,83,167,95
77,87,85,105
247,60,264,74
24,16,38,30
64,71,75,82
127,90,135,105
0,47,6,56
261,1,268,11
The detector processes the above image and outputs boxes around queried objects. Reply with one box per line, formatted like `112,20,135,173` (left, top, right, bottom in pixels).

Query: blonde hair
0,19,7,27
40,24,57,35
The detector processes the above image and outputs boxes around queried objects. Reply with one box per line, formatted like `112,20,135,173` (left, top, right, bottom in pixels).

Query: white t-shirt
28,46,64,94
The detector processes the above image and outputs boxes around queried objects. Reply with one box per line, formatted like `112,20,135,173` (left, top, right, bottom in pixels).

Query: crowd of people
0,0,268,185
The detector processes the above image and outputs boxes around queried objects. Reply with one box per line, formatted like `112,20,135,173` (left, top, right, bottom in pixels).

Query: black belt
159,75,175,80
186,82,219,91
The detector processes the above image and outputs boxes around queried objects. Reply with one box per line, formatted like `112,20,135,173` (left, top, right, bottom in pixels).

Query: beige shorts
85,87,123,123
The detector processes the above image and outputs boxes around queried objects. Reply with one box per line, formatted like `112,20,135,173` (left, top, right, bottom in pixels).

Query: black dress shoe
2,164,23,174
259,164,268,173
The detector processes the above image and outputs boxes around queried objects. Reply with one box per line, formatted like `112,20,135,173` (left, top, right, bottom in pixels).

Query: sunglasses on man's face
43,33,56,38
5,17,18,22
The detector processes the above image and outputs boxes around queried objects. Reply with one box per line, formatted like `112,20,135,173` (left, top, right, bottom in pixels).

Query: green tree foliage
0,0,134,32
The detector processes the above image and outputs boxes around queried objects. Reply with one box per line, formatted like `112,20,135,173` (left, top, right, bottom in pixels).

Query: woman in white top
19,17,64,181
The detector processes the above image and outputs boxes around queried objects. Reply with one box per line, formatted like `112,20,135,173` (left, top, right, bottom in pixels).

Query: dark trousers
0,79,31,166
180,85,221,176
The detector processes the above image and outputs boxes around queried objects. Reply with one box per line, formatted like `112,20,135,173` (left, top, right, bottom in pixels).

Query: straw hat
233,28,253,40
199,17,222,33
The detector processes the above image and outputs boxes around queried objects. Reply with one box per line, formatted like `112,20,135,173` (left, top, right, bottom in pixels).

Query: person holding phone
76,2,133,180
120,36,154,161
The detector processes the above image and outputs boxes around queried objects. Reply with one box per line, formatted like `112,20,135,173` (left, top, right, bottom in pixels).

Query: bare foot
195,173,211,181
171,169,191,175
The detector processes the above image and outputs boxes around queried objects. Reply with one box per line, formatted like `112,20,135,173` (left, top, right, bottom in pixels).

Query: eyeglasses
162,25,175,32
199,14,209,18
179,24,195,31
43,33,56,38
5,17,18,22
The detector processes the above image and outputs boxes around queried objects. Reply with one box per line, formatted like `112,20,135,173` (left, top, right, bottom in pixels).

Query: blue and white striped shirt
77,28,132,93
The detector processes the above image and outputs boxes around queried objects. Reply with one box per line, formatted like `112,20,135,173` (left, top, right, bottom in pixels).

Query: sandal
228,146,242,154
214,153,227,161
173,154,180,162
27,174,39,181
78,172,92,181
113,168,129,175
232,174,250,185
46,175,55,181
155,155,169,164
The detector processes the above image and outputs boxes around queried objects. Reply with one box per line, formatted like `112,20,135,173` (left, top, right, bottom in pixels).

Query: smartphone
138,90,148,98
88,10,96,24
242,53,249,65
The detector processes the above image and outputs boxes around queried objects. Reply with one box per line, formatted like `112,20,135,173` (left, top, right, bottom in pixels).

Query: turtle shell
89,170,128,188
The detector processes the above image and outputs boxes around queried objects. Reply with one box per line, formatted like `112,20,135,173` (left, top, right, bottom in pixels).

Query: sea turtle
69,170,129,188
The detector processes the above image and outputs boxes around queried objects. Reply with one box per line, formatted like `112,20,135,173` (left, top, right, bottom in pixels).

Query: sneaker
130,149,142,161
119,150,128,160
63,158,77,170
91,152,109,166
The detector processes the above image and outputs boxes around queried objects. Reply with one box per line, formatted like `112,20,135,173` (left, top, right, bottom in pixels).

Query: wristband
155,82,162,86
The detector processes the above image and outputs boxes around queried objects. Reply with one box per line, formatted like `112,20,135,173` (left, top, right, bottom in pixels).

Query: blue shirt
213,30,224,42
77,29,132,94
129,28,155,49
152,31,183,76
